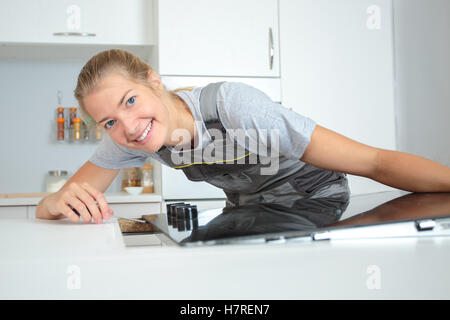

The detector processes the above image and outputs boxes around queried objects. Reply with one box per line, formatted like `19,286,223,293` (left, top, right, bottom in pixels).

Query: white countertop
0,192,162,206
1,216,450,299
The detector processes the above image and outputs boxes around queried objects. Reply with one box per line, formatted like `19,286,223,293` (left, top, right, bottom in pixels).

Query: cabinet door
27,206,37,219
158,0,279,77
162,165,226,200
279,0,397,195
0,0,153,45
163,200,226,213
0,206,27,218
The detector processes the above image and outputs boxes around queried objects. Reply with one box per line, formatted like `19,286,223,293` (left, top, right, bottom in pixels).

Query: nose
121,116,139,140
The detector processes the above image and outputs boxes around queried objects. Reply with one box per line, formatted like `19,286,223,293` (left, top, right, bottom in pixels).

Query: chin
118,139,159,153
140,135,166,153
141,143,162,153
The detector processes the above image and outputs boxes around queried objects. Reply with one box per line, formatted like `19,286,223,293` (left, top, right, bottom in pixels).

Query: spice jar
57,118,65,141
46,170,68,193
69,107,77,129
57,107,64,119
121,167,141,191
73,118,82,141
141,164,154,193
82,120,89,141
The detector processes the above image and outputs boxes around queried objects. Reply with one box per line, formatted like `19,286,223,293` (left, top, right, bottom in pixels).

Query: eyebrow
97,89,133,124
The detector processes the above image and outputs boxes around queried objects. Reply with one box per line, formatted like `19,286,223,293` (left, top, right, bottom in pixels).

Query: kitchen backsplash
0,58,122,193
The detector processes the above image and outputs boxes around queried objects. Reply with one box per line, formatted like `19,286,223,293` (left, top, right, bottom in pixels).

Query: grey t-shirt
89,82,316,170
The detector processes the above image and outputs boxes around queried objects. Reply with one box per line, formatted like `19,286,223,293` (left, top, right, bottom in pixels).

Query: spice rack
54,106,103,143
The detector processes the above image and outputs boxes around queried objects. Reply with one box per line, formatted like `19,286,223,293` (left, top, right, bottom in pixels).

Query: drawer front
0,206,28,218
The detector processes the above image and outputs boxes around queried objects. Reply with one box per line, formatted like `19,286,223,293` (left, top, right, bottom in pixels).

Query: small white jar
46,170,68,193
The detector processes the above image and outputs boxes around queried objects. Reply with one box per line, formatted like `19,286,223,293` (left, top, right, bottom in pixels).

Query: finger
64,206,81,223
81,182,112,220
76,190,103,224
54,200,80,222
69,183,102,224
68,199,92,224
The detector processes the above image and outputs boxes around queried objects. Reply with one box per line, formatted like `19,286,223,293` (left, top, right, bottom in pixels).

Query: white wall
0,59,121,193
393,0,450,166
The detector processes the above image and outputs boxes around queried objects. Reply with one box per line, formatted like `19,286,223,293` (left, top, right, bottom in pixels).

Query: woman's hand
37,182,113,224
36,161,119,223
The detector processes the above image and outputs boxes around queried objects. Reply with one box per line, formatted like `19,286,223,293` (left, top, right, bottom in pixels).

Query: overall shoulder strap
155,82,230,168
199,82,226,133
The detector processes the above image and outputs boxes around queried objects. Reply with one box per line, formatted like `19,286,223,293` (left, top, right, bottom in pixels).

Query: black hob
143,191,450,246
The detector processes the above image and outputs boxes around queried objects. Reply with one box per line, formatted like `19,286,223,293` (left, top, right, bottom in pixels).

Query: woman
36,49,450,224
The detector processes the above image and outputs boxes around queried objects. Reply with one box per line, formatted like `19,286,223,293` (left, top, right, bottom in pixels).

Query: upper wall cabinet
0,0,155,46
157,0,280,77
279,0,396,195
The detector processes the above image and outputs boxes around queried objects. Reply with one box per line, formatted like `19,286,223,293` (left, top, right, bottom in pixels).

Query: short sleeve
89,134,149,169
216,82,316,160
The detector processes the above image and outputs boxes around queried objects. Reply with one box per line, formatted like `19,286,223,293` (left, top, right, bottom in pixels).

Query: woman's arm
36,161,120,222
300,125,450,192
329,192,450,227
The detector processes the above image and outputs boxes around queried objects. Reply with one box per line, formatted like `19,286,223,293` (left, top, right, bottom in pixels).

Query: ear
146,70,164,90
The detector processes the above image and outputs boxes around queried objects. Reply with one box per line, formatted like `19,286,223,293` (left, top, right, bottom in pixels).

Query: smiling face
84,71,175,153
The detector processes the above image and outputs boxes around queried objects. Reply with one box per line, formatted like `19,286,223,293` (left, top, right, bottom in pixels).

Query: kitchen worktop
0,192,162,206
1,215,450,299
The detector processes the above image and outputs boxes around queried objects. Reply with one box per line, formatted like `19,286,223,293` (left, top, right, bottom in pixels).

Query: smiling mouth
136,120,153,142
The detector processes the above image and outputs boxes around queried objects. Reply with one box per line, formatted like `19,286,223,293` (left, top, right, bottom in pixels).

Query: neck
166,94,196,148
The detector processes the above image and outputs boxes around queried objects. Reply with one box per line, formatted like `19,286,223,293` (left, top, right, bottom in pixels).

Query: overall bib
156,82,350,210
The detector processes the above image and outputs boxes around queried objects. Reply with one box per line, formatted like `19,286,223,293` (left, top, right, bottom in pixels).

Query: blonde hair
74,49,191,120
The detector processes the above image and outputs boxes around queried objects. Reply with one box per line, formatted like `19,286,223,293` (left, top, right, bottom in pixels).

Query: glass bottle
69,107,77,129
82,120,89,141
56,107,65,119
141,164,154,193
73,118,82,141
46,170,68,193
121,167,141,191
57,118,65,141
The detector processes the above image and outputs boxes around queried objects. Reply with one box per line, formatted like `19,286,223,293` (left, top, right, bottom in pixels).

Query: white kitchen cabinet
162,199,226,213
27,206,37,219
161,164,227,200
0,206,27,218
279,0,397,195
157,0,279,77
0,0,154,46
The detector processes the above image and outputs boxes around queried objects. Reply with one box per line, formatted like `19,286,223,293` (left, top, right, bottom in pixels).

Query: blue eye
105,120,115,129
126,96,136,107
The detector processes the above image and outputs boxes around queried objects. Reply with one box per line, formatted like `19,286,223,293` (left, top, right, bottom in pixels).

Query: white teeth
136,120,152,142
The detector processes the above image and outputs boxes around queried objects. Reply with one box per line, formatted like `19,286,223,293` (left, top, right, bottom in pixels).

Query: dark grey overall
156,82,350,208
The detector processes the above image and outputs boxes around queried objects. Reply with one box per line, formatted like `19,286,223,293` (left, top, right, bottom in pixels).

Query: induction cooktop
141,191,450,247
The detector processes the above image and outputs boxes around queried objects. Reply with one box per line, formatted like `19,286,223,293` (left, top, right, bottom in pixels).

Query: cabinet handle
268,27,274,70
53,32,96,37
